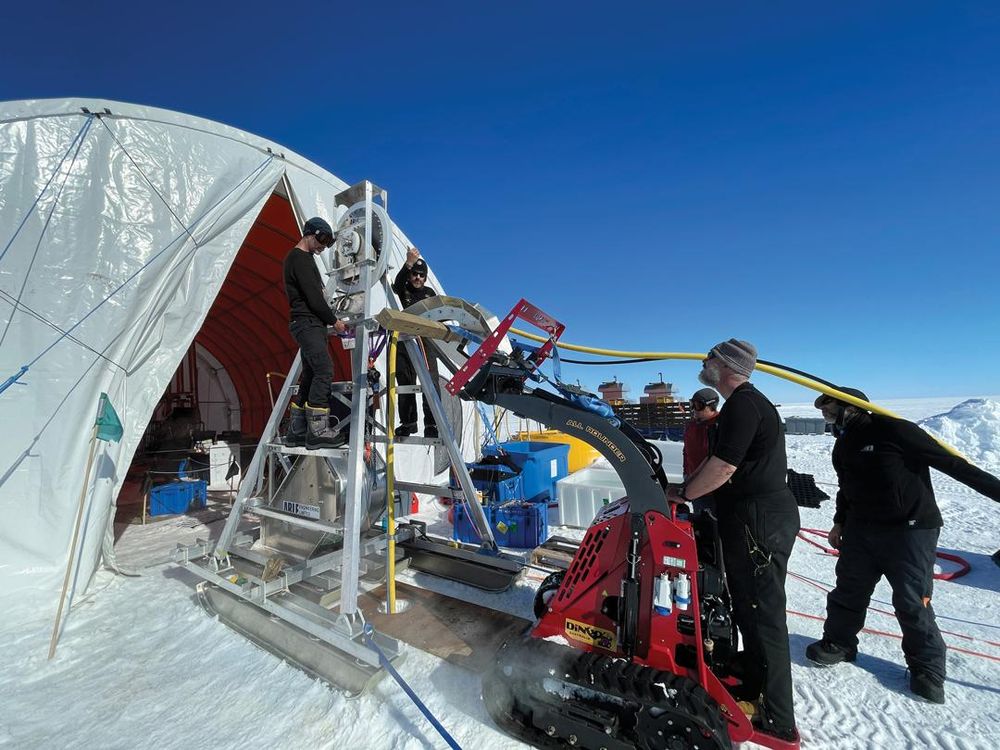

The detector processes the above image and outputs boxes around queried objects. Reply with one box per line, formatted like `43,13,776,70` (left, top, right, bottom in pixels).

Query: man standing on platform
282,217,347,449
391,246,438,437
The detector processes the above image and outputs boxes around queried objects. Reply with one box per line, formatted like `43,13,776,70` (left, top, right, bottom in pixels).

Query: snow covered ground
1,397,997,749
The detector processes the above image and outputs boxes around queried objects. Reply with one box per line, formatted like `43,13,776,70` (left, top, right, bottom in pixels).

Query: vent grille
557,526,611,603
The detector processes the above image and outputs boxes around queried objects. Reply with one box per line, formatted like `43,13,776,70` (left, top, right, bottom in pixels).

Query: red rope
785,609,1000,662
797,528,971,581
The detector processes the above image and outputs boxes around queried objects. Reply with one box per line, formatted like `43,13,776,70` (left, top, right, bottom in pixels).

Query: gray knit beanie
709,339,757,377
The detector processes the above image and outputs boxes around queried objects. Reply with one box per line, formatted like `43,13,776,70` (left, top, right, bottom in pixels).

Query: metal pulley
331,200,392,294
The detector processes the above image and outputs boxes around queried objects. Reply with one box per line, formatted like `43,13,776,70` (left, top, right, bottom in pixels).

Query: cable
559,356,657,365
506,327,964,458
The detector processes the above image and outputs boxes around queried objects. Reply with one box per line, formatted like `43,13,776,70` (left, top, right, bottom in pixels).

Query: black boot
283,403,306,447
806,638,857,666
909,670,945,704
396,422,417,438
305,404,344,449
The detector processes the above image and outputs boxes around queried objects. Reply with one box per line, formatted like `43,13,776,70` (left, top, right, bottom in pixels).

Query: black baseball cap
302,217,334,246
691,387,719,406
814,386,869,409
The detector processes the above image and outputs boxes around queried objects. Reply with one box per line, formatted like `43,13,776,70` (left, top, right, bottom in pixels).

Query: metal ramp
174,179,522,694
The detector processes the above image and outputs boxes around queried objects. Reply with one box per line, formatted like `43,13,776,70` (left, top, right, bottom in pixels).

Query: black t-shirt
283,247,337,325
713,382,789,502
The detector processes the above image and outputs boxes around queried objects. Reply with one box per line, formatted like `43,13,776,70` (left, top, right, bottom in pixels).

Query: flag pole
47,422,100,660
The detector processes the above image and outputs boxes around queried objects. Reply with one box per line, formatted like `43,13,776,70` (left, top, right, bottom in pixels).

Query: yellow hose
508,327,964,458
386,332,398,614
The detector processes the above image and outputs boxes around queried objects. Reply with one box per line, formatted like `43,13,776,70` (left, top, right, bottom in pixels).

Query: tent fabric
0,98,473,614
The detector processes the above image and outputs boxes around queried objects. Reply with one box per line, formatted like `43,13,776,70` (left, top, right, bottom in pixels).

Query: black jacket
283,248,337,325
392,264,437,308
832,413,1000,529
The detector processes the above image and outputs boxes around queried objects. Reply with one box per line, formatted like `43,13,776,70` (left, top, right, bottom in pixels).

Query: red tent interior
184,190,350,438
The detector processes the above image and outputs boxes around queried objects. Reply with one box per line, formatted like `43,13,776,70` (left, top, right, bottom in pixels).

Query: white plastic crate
556,467,627,527
556,440,685,528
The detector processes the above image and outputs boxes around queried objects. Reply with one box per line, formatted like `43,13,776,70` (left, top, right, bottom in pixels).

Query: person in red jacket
683,387,720,514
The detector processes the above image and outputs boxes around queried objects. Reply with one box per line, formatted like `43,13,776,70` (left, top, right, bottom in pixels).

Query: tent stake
48,423,99,660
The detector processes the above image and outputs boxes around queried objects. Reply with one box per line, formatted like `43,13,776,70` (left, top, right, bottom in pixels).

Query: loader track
483,637,729,750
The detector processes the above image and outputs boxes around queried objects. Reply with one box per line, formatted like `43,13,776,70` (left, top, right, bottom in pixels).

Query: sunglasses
691,400,717,410
410,271,426,279
315,232,334,248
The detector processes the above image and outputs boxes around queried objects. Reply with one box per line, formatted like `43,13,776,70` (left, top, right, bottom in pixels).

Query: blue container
481,441,569,503
149,479,208,516
453,500,548,549
461,463,524,505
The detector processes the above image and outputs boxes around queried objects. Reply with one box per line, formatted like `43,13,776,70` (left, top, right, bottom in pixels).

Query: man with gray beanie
670,338,800,742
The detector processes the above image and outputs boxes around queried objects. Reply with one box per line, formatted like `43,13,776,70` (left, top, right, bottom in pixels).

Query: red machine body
532,498,756,745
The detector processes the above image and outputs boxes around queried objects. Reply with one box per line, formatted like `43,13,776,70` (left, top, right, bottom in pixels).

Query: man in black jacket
671,339,800,742
282,217,347,449
390,246,438,437
806,388,1000,704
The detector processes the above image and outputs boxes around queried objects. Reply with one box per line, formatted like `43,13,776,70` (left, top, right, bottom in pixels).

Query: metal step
266,442,349,457
395,480,461,498
249,506,344,536
370,435,442,446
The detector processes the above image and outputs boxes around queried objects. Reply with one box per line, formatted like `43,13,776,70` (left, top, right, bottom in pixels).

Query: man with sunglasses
806,388,1000,704
670,339,799,742
391,246,438,437
282,217,347,449
683,387,721,514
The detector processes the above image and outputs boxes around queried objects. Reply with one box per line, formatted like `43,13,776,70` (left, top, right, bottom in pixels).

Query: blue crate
460,463,524,505
149,479,208,516
481,441,569,503
453,499,548,549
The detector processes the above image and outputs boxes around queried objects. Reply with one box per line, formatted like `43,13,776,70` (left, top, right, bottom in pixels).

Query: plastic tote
481,441,569,503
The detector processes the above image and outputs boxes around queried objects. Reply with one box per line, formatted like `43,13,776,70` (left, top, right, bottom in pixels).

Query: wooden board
358,582,530,674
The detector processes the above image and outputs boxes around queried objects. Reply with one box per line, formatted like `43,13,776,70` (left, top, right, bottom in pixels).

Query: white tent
0,98,474,615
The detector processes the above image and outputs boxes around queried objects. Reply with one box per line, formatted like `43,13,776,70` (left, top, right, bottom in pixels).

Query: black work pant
395,345,436,429
718,490,800,730
825,525,946,682
290,318,332,409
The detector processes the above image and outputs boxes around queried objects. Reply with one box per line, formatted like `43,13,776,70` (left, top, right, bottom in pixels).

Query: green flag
95,393,123,443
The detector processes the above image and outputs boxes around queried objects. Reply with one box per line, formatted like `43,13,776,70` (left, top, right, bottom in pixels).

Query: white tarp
0,98,473,614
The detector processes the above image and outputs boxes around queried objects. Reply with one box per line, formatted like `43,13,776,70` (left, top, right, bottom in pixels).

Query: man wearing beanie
806,388,1000,704
391,246,439,437
282,217,348,449
682,387,721,514
671,338,800,742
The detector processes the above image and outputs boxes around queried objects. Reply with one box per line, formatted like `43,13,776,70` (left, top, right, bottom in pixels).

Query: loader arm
462,361,673,513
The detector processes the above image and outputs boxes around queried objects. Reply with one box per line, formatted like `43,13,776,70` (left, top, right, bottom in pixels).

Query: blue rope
361,624,463,750
477,402,503,452
0,366,28,396
445,324,485,345
0,115,94,267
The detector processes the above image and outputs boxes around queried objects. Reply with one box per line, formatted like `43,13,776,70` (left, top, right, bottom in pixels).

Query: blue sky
2,1,998,405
